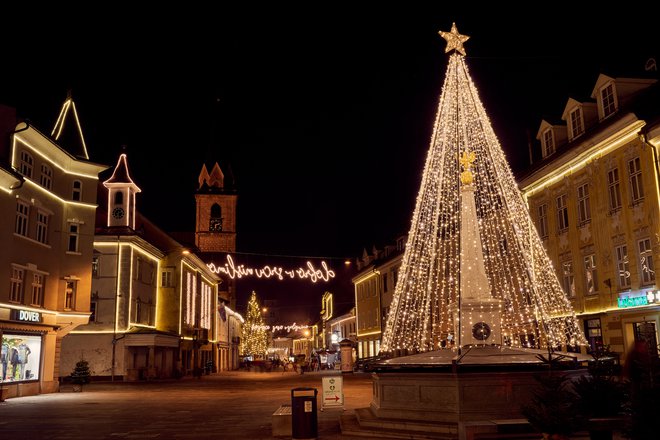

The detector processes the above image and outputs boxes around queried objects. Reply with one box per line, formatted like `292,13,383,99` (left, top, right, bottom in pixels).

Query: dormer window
542,128,555,158
600,83,617,119
569,107,584,140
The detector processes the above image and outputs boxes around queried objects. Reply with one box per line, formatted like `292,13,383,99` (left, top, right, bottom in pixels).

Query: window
31,273,44,306
9,267,25,303
114,191,123,205
135,299,142,323
39,164,53,190
161,267,174,287
92,256,100,277
134,256,142,280
392,267,398,285
36,211,49,244
89,301,97,323
615,244,631,288
584,318,603,353
382,273,388,292
19,150,33,178
638,238,655,285
68,223,79,252
600,83,616,119
537,204,549,238
65,280,77,309
569,107,584,139
584,254,598,295
185,272,197,326
209,203,223,232
542,129,555,158
201,283,212,329
628,157,644,203
562,260,575,297
607,168,622,212
556,194,569,232
577,184,591,225
72,180,82,201
15,200,29,236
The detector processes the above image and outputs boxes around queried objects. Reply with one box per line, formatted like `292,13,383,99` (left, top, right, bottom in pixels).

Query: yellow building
61,153,225,380
352,236,405,359
0,97,108,397
519,74,660,358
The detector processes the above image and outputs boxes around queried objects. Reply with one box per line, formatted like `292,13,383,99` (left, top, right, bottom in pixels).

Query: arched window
114,191,123,205
72,180,82,201
209,203,223,232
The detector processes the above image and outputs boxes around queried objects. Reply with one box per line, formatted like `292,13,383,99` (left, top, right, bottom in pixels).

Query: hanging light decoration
381,23,586,353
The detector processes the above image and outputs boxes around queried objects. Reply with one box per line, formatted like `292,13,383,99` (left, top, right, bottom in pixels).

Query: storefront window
1,333,41,382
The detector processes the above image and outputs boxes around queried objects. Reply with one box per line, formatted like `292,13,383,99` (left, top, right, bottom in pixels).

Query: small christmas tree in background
70,358,91,391
241,291,268,358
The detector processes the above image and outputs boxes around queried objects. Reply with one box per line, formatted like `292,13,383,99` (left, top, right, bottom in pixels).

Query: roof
50,92,89,160
517,78,660,182
197,161,237,194
103,153,140,190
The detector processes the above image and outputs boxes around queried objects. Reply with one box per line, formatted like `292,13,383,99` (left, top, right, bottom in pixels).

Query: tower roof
51,91,89,160
197,161,237,194
103,153,141,192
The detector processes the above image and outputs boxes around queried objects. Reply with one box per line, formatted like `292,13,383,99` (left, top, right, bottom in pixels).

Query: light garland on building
380,24,587,353
207,254,335,283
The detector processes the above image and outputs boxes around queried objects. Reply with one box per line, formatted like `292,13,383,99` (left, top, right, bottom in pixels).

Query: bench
272,404,292,437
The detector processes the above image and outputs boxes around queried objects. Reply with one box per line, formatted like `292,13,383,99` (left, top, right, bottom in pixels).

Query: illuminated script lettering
252,323,310,333
207,255,335,283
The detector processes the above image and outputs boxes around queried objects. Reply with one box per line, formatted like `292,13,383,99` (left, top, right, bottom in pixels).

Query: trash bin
291,387,318,440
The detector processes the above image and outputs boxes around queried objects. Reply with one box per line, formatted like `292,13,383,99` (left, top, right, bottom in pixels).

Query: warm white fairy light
380,29,586,353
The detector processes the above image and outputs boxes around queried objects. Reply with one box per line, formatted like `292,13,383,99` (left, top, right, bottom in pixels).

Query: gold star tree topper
439,22,470,56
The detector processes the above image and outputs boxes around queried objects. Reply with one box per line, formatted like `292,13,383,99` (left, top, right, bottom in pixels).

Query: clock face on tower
112,207,125,220
472,322,491,341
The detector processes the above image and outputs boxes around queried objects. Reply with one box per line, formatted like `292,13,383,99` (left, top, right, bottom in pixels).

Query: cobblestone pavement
0,370,373,440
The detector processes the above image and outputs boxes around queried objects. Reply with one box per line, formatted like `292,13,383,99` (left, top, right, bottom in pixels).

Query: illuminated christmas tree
381,23,586,353
241,291,268,358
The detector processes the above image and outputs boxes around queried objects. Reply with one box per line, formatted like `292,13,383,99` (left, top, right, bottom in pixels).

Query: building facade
61,153,226,380
0,98,108,397
519,74,660,358
352,236,405,359
194,162,241,369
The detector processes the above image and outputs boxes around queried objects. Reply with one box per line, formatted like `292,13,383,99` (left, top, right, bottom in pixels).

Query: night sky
1,6,657,320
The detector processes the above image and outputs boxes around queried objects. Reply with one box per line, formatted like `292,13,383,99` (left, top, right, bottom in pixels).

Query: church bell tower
195,162,237,253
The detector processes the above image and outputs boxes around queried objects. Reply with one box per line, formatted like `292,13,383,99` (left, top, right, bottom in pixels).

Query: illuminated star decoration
439,22,470,56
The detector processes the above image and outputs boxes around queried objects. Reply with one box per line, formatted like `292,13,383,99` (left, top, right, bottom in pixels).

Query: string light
380,27,586,353
241,291,269,357
207,254,336,283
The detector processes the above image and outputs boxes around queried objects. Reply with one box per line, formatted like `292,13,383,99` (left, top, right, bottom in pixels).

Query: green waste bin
291,387,318,440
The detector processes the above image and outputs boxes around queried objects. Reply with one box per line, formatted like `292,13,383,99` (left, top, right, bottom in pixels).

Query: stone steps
339,407,458,439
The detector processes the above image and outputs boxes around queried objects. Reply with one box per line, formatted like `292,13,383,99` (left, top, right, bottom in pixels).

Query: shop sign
618,293,648,308
10,309,42,323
